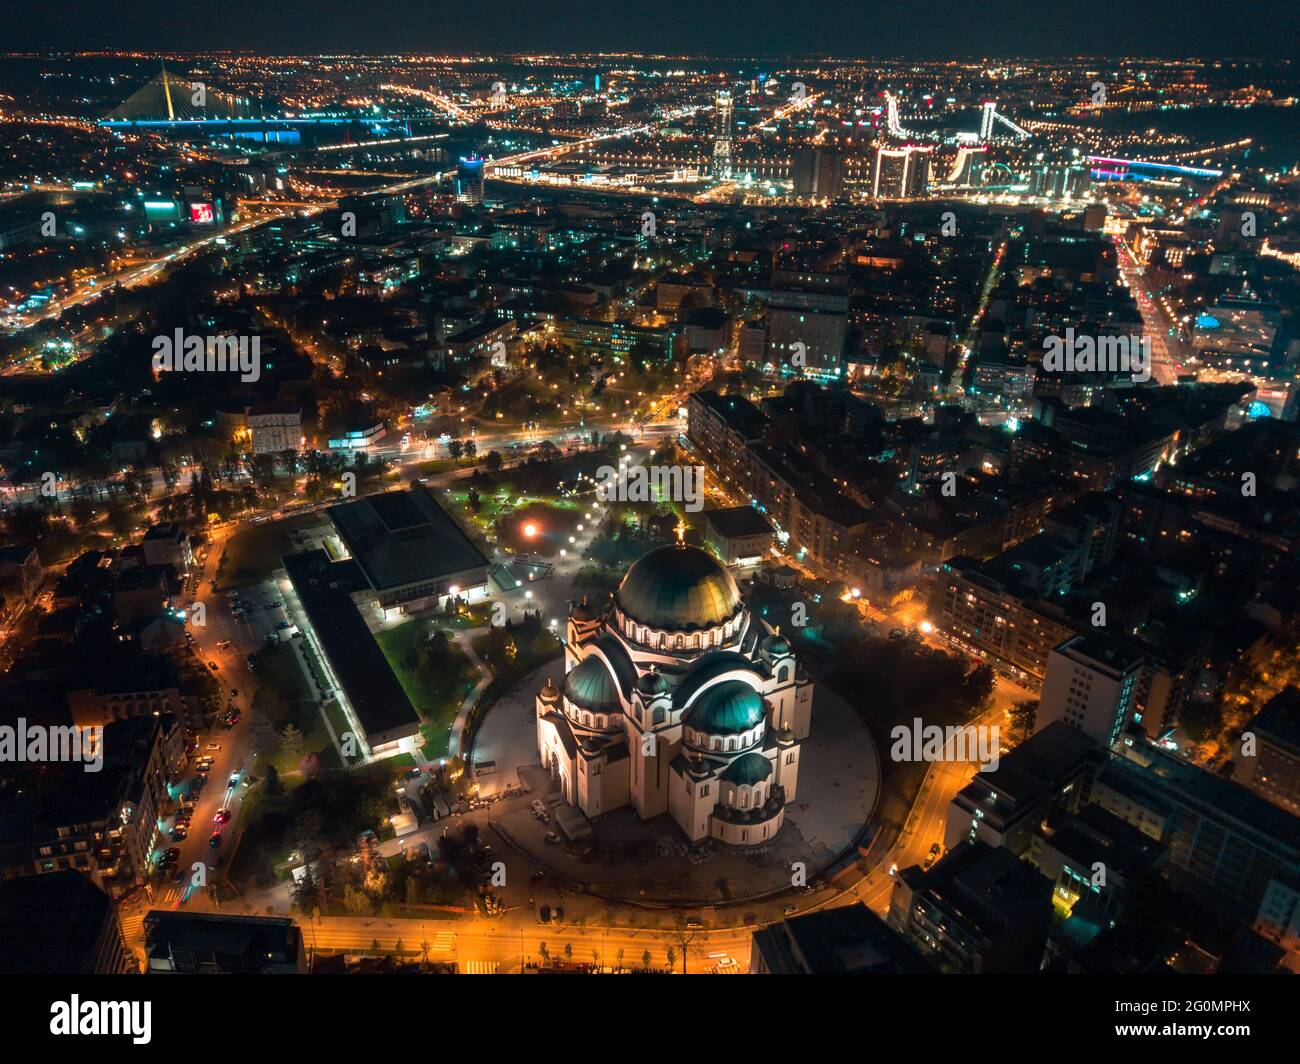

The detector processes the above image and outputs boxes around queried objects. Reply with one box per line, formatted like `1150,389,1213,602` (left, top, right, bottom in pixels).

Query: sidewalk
448,627,493,759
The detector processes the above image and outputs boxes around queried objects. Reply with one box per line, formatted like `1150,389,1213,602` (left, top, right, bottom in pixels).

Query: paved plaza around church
474,659,880,906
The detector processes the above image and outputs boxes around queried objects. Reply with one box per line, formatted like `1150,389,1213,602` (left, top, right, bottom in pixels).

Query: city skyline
0,8,1297,1036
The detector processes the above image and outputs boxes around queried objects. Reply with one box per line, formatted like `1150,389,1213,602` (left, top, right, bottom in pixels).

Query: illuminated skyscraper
980,100,997,142
712,90,734,179
457,156,485,206
873,145,932,198
949,144,987,187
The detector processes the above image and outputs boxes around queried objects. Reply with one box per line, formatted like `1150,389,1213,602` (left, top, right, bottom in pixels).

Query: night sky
1,0,1294,58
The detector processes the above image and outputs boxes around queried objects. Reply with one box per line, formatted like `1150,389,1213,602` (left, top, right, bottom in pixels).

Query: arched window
711,737,721,751
725,737,736,752
675,634,684,649
740,788,749,808
652,706,666,726
583,713,591,727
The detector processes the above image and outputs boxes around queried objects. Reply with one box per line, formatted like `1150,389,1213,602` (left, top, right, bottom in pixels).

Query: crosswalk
154,884,184,906
463,960,499,975
118,908,145,945
428,930,456,954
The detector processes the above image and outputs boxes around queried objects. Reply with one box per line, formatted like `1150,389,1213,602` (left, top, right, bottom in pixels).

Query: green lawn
217,514,317,589
251,642,342,776
374,619,478,760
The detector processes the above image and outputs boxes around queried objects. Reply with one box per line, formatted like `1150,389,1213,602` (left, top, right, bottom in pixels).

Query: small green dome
636,669,671,697
762,632,791,656
563,656,620,712
721,752,773,785
616,544,742,630
686,680,765,735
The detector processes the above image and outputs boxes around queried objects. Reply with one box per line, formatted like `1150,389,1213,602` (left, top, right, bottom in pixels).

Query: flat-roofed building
1093,738,1300,918
750,903,936,974
280,550,421,759
1039,634,1145,748
703,506,776,566
945,721,1104,853
0,870,133,974
326,486,489,618
1029,804,1164,925
0,543,42,603
931,555,1082,683
143,911,306,974
888,840,1053,973
141,522,193,571
248,402,302,455
1234,687,1300,816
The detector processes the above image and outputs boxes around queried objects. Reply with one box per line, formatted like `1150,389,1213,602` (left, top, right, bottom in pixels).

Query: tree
668,914,705,974
641,950,652,971
485,450,503,473
263,763,282,796
1008,699,1039,741
448,439,465,461
280,723,304,755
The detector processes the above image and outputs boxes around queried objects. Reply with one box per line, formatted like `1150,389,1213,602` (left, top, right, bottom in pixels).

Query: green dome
762,632,791,656
616,544,742,630
563,656,620,712
721,752,773,785
686,680,765,735
636,669,671,697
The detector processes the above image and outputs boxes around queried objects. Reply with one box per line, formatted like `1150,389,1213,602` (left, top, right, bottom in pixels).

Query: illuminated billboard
189,202,215,224
144,200,180,222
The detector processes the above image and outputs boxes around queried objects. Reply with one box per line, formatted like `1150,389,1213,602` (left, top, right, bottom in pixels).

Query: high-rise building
792,148,843,202
712,89,734,179
873,145,931,198
457,156,485,206
1038,634,1144,748
980,100,997,141
948,144,986,187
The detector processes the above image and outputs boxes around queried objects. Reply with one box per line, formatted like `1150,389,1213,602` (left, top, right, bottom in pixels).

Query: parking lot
225,580,296,648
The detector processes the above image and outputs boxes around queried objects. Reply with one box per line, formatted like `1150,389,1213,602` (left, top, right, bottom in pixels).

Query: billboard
189,202,215,224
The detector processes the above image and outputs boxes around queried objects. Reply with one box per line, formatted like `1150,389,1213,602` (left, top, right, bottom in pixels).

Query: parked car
209,832,222,848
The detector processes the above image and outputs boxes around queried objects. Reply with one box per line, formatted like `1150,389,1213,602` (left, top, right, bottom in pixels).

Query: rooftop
328,487,488,592
281,550,420,745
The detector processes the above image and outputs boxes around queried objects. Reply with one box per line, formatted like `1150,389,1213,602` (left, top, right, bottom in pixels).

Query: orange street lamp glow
523,523,538,538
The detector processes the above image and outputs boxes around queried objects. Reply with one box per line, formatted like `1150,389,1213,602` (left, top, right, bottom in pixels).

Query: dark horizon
2,0,1296,60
